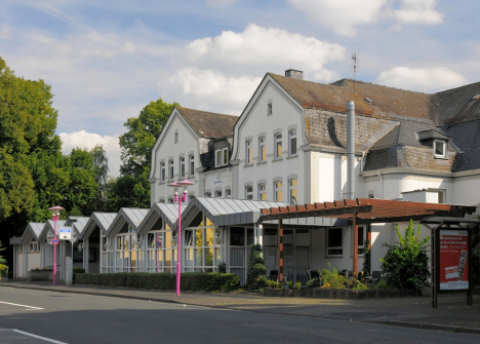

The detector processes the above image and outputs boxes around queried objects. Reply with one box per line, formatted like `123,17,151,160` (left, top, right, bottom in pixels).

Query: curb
2,284,479,336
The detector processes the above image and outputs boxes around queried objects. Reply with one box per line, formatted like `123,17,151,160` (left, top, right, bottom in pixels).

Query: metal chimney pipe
347,101,355,200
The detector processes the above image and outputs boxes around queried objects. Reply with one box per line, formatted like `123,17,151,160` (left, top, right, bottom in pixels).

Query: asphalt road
0,287,478,344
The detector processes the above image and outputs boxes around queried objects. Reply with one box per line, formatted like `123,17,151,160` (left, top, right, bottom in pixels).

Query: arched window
288,179,298,205
159,198,165,203
245,185,253,200
174,132,178,143
258,184,267,200
215,190,222,198
225,189,232,198
205,192,212,197
275,133,282,158
160,162,165,182
168,160,174,180
180,157,185,178
189,155,195,176
259,137,266,162
289,129,297,156
274,181,282,201
245,140,253,164
168,198,174,204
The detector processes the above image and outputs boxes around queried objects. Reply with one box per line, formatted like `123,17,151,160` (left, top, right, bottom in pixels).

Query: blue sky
1,0,479,175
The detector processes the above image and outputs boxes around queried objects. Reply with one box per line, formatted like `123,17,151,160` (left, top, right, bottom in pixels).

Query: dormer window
215,148,229,167
434,140,446,158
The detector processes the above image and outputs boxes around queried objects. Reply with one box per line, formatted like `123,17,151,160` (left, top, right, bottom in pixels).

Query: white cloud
287,0,387,37
59,131,121,177
376,66,468,92
393,0,444,25
206,0,236,8
0,24,11,39
185,24,345,80
287,0,444,36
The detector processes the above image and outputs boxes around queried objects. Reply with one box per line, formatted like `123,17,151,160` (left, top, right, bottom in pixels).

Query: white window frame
189,155,195,176
357,226,367,256
180,157,185,178
168,198,174,204
205,192,212,197
215,190,222,198
185,216,222,273
288,179,298,205
259,137,266,162
225,189,232,198
326,228,343,257
258,183,266,201
29,241,39,252
160,161,166,182
274,133,282,158
245,185,253,200
274,181,282,201
434,140,446,158
245,140,253,164
146,223,176,273
115,233,141,273
215,150,222,167
267,102,273,116
159,198,165,203
222,148,228,165
289,129,297,156
168,160,174,180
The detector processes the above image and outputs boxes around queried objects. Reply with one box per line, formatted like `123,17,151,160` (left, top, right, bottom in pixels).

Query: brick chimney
285,69,303,79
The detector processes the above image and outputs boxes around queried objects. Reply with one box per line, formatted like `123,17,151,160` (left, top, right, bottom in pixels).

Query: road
0,287,478,344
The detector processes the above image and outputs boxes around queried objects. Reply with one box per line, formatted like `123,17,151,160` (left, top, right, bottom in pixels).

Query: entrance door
282,229,310,286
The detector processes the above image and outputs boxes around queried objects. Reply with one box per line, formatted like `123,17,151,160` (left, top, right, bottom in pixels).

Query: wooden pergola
260,198,477,282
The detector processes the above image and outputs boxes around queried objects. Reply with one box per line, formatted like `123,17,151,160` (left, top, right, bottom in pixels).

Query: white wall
453,174,480,205
234,79,307,203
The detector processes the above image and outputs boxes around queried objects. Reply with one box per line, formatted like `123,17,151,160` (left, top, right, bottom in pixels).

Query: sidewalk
2,280,479,335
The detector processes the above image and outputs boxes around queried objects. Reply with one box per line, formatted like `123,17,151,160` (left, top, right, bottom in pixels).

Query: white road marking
12,329,68,344
0,301,44,310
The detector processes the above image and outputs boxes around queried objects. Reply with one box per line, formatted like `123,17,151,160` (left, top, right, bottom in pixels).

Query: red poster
439,230,468,290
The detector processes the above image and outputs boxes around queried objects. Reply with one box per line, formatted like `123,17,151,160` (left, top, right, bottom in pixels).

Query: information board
439,230,469,290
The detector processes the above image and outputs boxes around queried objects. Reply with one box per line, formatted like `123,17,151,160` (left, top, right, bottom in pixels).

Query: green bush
266,280,276,288
217,261,226,274
276,281,283,289
287,280,293,289
379,219,430,290
246,244,267,291
295,281,302,289
362,239,371,276
73,268,85,274
306,279,314,289
320,265,347,289
74,272,240,292
376,280,389,289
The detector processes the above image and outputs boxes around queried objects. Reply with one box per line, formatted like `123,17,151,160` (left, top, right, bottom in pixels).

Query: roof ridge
176,106,238,119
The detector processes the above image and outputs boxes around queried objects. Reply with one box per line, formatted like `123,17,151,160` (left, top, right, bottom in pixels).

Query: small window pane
328,228,342,248
358,227,364,246
230,227,245,246
435,141,445,156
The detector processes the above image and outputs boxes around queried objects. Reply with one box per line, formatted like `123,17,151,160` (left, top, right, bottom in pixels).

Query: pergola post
352,212,358,274
278,219,283,284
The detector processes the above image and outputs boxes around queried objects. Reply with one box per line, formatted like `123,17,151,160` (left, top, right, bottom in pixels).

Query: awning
260,198,477,224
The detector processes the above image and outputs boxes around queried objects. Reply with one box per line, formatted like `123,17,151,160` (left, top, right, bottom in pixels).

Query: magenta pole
175,192,186,296
53,214,57,286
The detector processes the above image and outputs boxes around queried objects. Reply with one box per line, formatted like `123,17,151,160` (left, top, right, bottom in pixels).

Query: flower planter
28,270,54,281
293,289,303,297
264,288,284,297
304,289,314,298
264,287,421,299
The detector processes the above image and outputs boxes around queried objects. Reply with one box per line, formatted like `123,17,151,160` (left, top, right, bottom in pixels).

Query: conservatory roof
81,213,117,240
106,208,150,237
137,203,188,235
38,220,67,242
65,216,90,237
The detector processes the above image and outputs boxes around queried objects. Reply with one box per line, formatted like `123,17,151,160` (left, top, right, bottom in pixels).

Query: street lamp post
168,179,194,296
48,206,64,286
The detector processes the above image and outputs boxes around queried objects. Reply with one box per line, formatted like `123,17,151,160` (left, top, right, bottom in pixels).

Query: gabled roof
107,208,149,237
81,213,117,240
38,220,66,242
270,74,433,120
442,119,480,172
176,107,238,139
65,216,90,237
137,203,187,235
10,222,46,245
417,129,450,141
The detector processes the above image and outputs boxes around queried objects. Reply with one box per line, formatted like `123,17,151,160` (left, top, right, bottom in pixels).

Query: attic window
434,140,446,158
364,97,373,104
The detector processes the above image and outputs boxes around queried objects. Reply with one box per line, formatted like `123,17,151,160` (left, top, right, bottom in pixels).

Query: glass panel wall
114,232,142,272
185,216,222,273
146,223,177,273
229,227,254,286
101,234,113,273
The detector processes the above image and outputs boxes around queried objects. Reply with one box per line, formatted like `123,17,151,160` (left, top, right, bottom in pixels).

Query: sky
1,0,479,176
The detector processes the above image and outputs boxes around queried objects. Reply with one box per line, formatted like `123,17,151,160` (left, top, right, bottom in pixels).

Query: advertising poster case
439,230,469,290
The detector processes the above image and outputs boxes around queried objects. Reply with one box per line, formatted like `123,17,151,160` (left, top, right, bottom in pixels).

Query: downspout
347,101,355,200
377,170,384,199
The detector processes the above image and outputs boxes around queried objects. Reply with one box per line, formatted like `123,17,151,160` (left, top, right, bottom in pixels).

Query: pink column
53,215,58,286
176,194,183,296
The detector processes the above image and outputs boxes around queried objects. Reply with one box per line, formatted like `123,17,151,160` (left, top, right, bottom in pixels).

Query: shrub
266,280,276,288
362,239,371,276
376,280,389,289
306,279,314,289
73,268,85,274
287,280,293,289
379,220,430,290
276,281,283,289
246,244,267,291
320,265,347,289
295,282,302,290
74,272,240,292
217,261,226,274
352,281,369,290
0,264,8,276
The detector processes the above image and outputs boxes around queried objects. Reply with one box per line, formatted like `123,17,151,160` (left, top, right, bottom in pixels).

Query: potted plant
304,279,314,297
293,281,303,297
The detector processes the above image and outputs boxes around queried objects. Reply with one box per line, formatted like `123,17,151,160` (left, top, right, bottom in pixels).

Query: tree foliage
246,244,267,291
379,220,430,289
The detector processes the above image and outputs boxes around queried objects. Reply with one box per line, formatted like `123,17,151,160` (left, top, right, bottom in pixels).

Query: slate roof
271,74,433,120
442,119,480,172
176,107,238,139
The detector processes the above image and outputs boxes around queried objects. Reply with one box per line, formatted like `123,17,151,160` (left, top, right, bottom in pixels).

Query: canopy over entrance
260,198,477,282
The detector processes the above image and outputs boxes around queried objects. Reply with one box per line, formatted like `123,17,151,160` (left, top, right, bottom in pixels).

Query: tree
246,244,267,291
379,220,430,289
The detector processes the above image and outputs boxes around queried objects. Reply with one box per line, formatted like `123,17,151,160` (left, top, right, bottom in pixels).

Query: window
215,190,222,198
267,102,273,115
114,233,141,272
205,192,212,197
259,137,266,162
180,157,185,178
245,140,253,164
174,132,178,143
160,162,166,182
258,184,266,200
274,181,282,201
146,222,176,273
434,140,446,158
215,148,229,167
289,130,297,156
168,160,174,180
275,133,282,158
159,198,165,203
168,198,174,204
288,179,298,205
225,189,232,198
357,226,366,255
188,194,195,203
327,228,343,256
189,155,195,176
29,241,39,252
245,186,253,200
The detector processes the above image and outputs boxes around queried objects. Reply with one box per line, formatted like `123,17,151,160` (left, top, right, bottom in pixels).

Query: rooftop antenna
351,53,359,97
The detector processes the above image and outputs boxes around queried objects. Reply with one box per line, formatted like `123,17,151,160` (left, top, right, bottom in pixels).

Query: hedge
74,272,240,292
